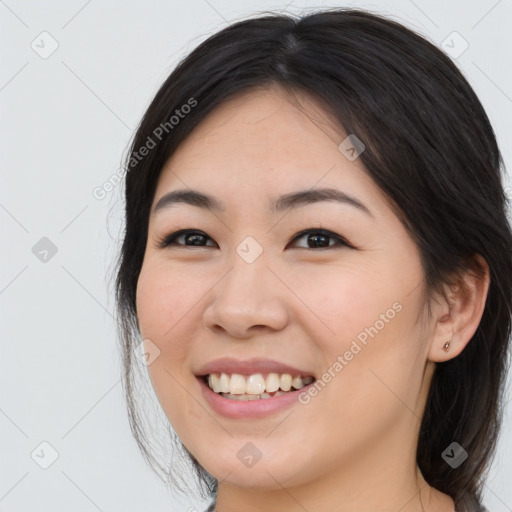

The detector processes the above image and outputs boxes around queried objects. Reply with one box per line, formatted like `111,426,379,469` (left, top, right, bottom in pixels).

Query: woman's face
136,86,437,490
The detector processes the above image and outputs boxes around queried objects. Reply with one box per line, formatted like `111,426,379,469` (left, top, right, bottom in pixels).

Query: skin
135,85,489,512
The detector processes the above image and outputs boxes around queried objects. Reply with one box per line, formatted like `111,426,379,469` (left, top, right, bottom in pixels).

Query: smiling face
135,86,438,494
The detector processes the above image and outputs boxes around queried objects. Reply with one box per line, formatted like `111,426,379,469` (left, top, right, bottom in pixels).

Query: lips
197,373,316,419
195,357,315,378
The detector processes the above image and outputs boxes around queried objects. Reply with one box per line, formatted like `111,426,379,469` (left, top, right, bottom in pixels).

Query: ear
428,254,490,362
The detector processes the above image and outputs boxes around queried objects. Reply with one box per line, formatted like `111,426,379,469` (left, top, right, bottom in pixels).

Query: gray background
1,0,511,511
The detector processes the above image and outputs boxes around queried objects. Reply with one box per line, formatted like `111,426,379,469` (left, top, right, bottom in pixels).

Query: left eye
290,229,350,249
157,228,352,250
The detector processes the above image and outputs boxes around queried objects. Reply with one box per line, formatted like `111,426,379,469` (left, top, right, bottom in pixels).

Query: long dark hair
114,8,512,511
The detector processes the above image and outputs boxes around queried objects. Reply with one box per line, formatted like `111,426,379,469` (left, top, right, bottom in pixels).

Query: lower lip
197,377,315,419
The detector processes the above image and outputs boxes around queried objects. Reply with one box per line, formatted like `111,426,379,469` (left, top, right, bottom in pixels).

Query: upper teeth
207,373,314,395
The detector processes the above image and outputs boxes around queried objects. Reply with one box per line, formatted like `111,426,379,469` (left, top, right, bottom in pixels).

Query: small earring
443,340,451,352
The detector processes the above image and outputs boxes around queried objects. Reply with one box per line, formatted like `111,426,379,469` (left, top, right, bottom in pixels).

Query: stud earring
443,340,451,352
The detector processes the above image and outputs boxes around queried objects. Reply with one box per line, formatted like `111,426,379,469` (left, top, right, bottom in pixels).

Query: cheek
136,261,201,341
291,260,424,402
286,260,402,347
135,263,198,391
136,264,204,431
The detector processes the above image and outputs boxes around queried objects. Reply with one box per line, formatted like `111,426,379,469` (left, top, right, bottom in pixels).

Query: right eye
156,229,218,249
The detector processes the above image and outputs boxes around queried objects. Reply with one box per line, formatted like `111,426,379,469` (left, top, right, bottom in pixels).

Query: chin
199,452,309,490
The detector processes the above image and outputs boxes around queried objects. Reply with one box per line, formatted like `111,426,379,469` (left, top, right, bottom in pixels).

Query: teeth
208,374,221,393
265,373,280,393
229,373,246,394
280,374,292,391
222,391,289,400
291,376,304,389
246,374,266,394
219,372,230,393
206,372,315,396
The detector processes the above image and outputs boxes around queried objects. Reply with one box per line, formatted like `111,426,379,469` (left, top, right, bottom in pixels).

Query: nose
203,256,289,339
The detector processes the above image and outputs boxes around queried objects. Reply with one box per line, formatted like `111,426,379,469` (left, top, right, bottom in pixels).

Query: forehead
171,86,341,159
152,86,387,218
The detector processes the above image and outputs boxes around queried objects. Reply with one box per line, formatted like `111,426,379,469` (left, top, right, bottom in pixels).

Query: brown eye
289,229,351,249
157,230,217,249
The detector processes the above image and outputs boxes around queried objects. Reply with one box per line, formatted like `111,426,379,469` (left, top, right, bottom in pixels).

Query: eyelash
156,228,354,250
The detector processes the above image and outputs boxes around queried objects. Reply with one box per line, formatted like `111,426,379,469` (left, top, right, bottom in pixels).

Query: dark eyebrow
270,188,373,217
153,187,373,217
153,190,224,214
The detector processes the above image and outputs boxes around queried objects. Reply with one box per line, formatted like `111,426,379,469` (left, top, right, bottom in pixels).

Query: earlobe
429,254,490,363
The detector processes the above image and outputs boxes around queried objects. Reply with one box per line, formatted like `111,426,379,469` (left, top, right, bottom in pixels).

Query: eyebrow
153,187,373,217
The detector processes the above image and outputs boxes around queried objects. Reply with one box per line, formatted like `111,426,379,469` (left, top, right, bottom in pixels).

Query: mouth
199,372,316,401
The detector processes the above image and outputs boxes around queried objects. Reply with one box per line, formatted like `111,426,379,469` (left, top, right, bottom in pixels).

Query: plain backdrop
1,1,511,511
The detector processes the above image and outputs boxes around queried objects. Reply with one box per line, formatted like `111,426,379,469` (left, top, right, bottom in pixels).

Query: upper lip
195,357,315,378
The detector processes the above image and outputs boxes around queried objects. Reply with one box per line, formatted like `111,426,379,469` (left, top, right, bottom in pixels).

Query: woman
114,8,512,512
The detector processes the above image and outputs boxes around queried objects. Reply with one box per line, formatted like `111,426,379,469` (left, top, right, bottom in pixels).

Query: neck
215,468,453,512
